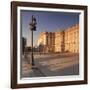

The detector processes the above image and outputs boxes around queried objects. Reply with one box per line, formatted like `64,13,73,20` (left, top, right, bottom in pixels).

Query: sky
21,10,80,46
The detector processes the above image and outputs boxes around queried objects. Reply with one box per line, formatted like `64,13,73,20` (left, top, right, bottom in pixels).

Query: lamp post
29,15,37,68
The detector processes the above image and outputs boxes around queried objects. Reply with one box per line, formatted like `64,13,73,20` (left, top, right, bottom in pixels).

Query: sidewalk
21,55,45,78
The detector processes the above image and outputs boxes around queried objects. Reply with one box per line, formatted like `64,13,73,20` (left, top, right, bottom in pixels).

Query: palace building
37,32,55,53
55,31,65,52
37,24,79,53
64,24,79,53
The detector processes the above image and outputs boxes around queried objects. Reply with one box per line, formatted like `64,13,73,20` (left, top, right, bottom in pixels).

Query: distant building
37,24,79,53
22,37,27,54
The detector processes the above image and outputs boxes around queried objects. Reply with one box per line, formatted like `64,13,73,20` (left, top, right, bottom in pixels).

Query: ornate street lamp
29,15,37,68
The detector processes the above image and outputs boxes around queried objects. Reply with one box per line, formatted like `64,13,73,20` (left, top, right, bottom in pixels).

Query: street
21,52,79,78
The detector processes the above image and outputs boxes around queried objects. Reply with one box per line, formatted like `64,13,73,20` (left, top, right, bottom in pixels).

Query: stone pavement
21,53,79,78
34,53,79,76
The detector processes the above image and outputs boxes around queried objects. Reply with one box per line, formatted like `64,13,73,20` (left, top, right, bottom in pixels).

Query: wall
0,0,89,90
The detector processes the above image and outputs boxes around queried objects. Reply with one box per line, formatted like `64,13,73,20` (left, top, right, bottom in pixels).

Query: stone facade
37,24,79,53
55,31,65,52
37,32,46,46
65,24,79,53
37,32,55,53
